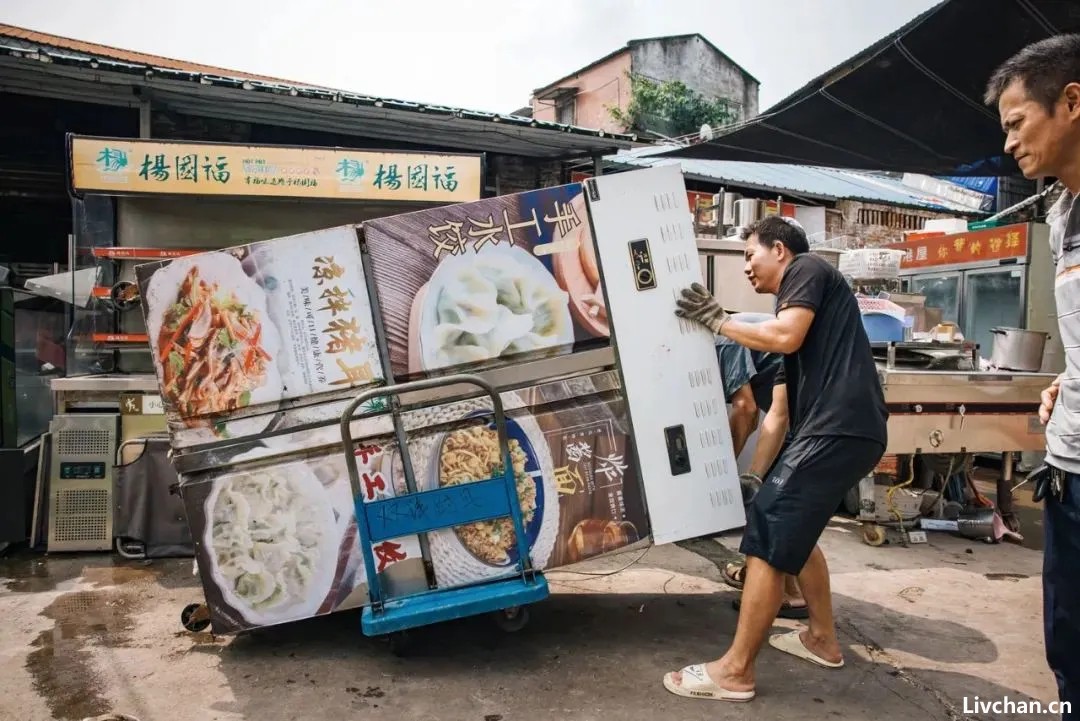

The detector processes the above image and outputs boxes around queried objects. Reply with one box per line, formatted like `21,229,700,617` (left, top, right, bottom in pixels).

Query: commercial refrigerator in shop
887,222,1062,373
135,164,745,637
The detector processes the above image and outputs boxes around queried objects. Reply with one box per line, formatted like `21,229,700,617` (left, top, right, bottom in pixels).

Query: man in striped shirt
986,34,1080,718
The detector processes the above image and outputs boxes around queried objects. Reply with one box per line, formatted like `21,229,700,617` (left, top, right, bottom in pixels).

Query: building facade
530,34,759,136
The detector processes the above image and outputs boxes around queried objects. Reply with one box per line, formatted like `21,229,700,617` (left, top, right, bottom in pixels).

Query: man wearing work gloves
662,215,887,703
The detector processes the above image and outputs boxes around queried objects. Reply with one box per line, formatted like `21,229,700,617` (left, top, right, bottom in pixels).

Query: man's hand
739,472,763,504
1040,377,1062,424
675,282,730,335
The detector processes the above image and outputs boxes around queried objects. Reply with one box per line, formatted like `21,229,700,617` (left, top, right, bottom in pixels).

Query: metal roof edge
601,145,984,213
0,39,638,149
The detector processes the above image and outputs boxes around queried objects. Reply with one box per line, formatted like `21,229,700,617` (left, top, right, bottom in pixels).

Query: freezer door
585,165,745,545
963,267,1025,360
908,272,961,325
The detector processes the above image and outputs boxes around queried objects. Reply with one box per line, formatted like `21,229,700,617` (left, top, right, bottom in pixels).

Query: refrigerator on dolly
136,164,747,639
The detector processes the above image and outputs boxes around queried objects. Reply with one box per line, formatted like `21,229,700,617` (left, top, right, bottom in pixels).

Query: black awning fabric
659,0,1080,176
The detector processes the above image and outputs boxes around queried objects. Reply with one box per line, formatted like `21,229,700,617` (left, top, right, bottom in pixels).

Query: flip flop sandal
768,630,844,668
731,597,810,620
662,664,756,702
721,562,747,590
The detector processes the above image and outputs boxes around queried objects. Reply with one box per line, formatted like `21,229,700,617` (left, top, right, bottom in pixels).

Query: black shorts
740,435,884,575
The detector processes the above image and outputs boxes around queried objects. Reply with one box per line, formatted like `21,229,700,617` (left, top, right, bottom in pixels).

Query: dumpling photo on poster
362,182,611,381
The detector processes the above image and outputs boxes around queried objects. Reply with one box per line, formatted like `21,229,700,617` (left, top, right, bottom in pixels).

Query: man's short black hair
984,34,1080,113
739,215,810,256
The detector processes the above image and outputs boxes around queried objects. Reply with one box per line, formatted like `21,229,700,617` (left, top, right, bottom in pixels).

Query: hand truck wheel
388,630,413,657
181,603,211,633
493,605,530,633
862,523,887,547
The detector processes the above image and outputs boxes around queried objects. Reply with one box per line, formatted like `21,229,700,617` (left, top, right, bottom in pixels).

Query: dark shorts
740,434,884,575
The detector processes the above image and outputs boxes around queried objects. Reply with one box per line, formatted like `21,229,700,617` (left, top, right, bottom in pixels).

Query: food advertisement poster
362,182,610,380
183,388,647,634
135,225,383,443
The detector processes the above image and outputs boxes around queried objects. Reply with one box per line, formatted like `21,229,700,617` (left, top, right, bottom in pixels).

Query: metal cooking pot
989,327,1049,371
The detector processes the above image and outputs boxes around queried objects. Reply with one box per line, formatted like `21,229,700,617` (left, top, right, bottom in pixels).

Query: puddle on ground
0,553,157,593
25,587,139,720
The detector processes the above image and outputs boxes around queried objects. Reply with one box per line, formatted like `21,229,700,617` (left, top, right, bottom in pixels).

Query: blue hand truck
339,374,549,647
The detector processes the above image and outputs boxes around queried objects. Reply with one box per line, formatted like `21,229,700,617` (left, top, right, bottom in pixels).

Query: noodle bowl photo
144,253,284,425
433,414,544,568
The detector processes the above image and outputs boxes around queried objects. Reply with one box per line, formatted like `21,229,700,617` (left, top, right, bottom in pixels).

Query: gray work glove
674,282,730,334
739,472,763,504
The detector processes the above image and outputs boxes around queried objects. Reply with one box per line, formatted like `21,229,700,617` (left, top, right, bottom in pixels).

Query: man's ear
1064,82,1080,119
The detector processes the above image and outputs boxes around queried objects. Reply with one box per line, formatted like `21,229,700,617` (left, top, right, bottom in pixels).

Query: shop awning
656,0,1080,176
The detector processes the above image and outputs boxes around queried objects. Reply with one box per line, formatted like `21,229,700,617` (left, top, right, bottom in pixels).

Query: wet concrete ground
0,515,1059,721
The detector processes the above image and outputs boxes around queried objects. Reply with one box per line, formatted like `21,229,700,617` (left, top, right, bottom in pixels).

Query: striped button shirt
1045,188,1080,474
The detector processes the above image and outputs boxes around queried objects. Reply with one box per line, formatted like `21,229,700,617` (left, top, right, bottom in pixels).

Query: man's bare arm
746,383,789,479
720,307,815,355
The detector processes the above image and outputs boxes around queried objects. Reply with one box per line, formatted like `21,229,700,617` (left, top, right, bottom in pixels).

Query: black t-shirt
773,254,888,445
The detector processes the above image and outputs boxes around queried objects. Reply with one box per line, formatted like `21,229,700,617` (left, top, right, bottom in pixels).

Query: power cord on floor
545,546,653,578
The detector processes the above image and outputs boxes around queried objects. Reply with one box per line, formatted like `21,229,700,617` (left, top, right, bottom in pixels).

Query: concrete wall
530,51,633,133
629,36,759,121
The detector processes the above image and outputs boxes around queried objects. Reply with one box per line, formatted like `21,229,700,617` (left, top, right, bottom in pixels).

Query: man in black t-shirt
662,216,888,704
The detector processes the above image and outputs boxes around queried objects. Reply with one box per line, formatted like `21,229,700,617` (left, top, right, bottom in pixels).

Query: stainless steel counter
51,374,160,413
877,364,1050,455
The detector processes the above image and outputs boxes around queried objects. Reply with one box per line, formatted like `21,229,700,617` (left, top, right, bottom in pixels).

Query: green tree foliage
609,73,738,136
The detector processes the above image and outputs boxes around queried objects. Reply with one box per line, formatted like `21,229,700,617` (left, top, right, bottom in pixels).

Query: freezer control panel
59,461,107,479
629,238,656,291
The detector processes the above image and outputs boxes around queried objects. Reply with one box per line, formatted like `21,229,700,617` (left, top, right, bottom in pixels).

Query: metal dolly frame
340,374,549,640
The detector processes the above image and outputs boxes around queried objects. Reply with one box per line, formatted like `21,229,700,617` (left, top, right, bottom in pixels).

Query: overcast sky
1,0,941,115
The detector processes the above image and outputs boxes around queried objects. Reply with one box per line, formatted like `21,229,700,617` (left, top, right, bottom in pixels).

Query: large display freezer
135,164,745,635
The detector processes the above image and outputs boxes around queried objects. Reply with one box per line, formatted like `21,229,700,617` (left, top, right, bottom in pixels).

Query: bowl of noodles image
411,244,575,373
144,253,283,426
427,411,554,570
203,464,341,627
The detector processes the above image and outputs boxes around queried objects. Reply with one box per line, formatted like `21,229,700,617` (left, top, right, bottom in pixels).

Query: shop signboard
886,223,1028,270
362,182,610,381
68,135,483,203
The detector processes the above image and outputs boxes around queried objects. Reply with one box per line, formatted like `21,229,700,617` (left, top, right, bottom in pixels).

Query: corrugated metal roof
0,23,306,85
0,24,637,159
603,144,983,213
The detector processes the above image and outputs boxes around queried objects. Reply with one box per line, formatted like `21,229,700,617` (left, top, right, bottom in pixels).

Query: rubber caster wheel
181,603,211,632
493,606,530,633
862,524,887,547
387,631,413,657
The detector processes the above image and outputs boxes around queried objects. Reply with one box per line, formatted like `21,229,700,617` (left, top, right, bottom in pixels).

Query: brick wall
836,200,961,248
489,154,566,195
